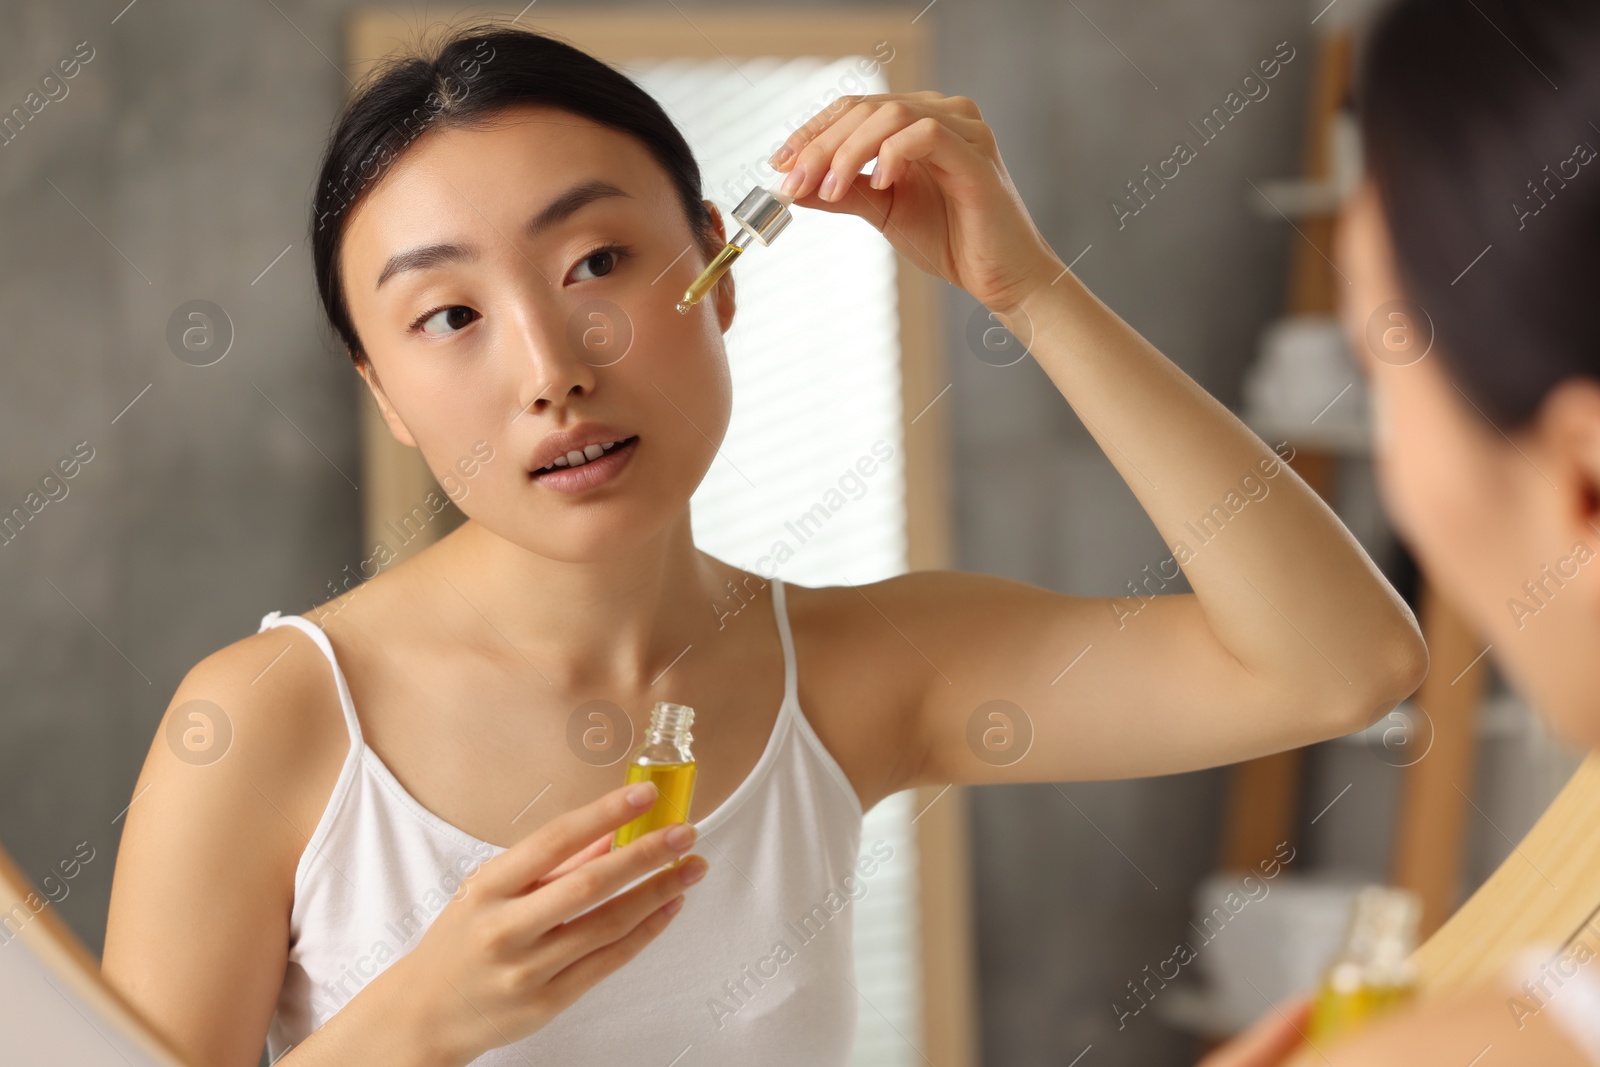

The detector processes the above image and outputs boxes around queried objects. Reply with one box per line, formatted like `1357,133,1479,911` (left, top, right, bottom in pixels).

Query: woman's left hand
767,91,1065,317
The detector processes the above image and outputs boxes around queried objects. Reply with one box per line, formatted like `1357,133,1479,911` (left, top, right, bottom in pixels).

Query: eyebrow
374,179,632,290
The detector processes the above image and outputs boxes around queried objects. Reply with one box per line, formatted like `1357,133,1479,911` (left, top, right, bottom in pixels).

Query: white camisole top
256,575,866,1065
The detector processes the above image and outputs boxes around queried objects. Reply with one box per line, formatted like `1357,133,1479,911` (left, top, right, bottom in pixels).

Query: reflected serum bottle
1307,885,1420,1046
612,701,698,849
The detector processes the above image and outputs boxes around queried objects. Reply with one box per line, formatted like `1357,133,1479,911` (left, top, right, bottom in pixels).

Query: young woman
99,23,1425,1067
1204,0,1600,1063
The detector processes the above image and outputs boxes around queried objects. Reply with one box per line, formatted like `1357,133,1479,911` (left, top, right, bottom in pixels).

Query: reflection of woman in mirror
1205,0,1600,1064
98,22,1425,1067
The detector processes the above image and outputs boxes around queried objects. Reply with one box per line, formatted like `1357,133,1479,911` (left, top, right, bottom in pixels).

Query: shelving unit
1220,14,1492,952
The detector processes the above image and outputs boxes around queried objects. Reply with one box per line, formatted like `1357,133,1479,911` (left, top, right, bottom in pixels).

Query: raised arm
767,91,1426,791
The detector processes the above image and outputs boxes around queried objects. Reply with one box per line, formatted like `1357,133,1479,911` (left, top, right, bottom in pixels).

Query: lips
525,423,637,475
532,434,637,475
529,435,639,492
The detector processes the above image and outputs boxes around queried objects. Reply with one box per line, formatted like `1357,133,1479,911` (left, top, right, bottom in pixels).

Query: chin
504,484,693,563
1468,605,1600,752
523,504,679,563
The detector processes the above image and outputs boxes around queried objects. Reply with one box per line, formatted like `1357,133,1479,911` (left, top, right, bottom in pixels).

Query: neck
420,513,744,691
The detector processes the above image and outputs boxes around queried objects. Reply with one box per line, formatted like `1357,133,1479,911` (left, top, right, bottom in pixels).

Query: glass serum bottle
1307,885,1421,1047
611,701,698,849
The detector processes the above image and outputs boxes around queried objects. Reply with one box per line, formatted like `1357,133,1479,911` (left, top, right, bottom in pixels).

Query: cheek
627,299,733,443
400,358,513,456
1372,360,1508,593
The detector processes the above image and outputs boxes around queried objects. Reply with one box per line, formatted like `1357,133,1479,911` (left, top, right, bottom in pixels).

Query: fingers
510,820,702,937
764,93,998,253
769,94,991,202
534,831,614,886
482,781,660,895
770,93,867,171
802,101,915,212
1198,994,1315,1067
789,113,985,254
773,97,876,196
536,851,707,967
772,98,875,200
768,90,949,170
824,105,990,203
872,115,991,198
538,886,688,1013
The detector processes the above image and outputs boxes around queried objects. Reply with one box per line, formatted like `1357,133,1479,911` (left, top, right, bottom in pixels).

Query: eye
568,243,632,284
413,305,479,336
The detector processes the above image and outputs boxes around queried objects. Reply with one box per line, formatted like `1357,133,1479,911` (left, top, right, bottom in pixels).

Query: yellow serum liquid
1307,978,1416,1046
675,243,744,313
1305,886,1421,1048
613,759,698,849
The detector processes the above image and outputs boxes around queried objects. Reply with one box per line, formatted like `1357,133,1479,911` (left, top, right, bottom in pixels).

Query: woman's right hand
376,780,707,1065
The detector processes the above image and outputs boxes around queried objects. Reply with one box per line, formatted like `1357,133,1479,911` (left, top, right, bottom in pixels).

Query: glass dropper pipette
676,178,796,313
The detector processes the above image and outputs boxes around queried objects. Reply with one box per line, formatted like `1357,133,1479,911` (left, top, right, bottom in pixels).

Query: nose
514,299,601,418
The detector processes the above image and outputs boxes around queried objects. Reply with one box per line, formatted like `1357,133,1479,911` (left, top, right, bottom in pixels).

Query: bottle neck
645,701,694,748
1341,886,1419,977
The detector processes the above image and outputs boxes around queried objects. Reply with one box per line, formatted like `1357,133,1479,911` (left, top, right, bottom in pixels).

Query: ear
356,357,418,449
1531,377,1600,538
702,200,738,333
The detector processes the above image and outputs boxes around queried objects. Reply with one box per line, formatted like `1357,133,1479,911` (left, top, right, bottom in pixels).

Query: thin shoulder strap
769,577,799,708
257,611,365,746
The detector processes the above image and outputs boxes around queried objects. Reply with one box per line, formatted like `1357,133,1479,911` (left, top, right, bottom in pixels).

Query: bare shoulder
779,570,1032,811
102,620,350,1064
153,619,353,851
780,569,1097,805
108,617,353,904
778,578,903,813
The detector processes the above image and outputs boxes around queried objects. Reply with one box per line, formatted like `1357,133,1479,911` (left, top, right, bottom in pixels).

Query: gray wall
0,2,1575,1066
0,0,362,959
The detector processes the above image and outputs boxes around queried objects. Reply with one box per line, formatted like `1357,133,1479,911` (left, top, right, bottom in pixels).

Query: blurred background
0,1,1583,1065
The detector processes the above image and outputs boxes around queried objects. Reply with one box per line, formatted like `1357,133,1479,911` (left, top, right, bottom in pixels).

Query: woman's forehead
341,107,675,269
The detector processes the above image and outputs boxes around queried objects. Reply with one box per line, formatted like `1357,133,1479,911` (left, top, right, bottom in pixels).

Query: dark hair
308,22,716,366
1357,0,1600,430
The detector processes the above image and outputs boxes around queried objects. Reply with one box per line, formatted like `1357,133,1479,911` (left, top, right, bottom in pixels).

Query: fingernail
780,163,804,198
680,858,708,885
869,160,883,189
818,170,837,201
665,823,695,851
662,895,685,916
627,781,658,806
770,144,794,167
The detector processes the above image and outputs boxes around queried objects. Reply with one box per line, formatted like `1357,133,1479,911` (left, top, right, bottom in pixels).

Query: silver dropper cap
730,184,792,247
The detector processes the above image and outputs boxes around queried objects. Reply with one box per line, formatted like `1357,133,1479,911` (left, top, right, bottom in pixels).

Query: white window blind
625,56,922,1067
